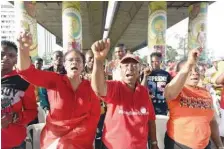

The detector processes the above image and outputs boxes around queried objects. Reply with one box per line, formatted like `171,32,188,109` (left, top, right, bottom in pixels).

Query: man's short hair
85,49,93,56
52,50,63,56
115,43,126,51
167,60,174,63
150,52,162,59
1,40,18,52
35,58,43,63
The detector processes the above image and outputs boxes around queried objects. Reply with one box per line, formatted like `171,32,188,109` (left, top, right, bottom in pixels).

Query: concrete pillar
188,2,208,61
62,2,82,52
15,1,38,60
148,1,167,60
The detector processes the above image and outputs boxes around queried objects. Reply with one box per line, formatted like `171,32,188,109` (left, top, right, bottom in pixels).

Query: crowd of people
1,30,224,149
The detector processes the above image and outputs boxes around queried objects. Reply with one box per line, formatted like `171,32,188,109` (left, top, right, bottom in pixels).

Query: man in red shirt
1,40,38,149
91,39,158,149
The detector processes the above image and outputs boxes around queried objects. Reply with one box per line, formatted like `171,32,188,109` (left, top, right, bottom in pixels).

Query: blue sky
137,1,224,59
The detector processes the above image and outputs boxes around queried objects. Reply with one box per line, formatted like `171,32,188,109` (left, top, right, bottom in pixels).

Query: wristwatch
151,141,158,145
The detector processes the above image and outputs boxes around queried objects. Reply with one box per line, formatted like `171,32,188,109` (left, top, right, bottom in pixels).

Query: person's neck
1,69,12,78
67,74,82,91
186,84,199,89
126,82,136,91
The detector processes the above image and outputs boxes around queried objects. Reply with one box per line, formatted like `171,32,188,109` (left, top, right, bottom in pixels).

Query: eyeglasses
65,58,82,64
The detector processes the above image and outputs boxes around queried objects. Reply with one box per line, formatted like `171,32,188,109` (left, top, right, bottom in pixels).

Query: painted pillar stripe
15,1,38,59
188,2,208,61
62,2,82,52
148,1,167,59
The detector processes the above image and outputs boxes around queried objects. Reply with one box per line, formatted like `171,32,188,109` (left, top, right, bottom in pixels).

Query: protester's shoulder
106,80,120,84
2,71,32,91
43,66,53,71
106,80,123,89
183,85,210,95
2,70,25,82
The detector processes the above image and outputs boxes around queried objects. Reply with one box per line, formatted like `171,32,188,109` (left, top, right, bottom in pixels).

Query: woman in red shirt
164,48,224,149
16,31,101,149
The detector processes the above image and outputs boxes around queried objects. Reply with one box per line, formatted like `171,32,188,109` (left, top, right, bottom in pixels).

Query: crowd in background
1,33,224,149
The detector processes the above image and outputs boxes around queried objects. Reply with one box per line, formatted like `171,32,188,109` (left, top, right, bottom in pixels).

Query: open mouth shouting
126,73,134,79
71,66,78,71
190,76,199,81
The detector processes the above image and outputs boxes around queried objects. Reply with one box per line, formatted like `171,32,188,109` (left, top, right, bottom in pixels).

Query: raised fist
143,66,152,76
91,39,110,61
17,30,33,51
187,47,201,65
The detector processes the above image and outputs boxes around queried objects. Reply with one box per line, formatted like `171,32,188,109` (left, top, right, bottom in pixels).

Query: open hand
91,39,110,61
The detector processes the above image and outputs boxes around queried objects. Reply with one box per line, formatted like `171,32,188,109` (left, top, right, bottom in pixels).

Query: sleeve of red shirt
17,84,38,125
102,81,119,104
17,65,59,89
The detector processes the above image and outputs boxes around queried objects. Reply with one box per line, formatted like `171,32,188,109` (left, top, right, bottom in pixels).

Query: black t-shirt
1,73,30,116
146,69,171,115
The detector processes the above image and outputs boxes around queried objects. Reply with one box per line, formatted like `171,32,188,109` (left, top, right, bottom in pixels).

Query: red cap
120,54,140,63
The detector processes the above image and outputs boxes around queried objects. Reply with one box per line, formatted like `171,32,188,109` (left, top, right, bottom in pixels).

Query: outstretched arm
91,39,110,96
164,48,201,100
17,31,58,89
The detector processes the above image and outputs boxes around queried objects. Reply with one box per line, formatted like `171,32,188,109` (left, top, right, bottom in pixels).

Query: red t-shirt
18,66,101,149
1,70,37,149
102,81,155,149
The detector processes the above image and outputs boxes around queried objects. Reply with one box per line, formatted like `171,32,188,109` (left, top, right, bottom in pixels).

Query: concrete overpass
12,1,213,58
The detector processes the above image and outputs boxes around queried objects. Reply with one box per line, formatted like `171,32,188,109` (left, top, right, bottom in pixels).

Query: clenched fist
187,47,201,65
17,30,33,51
91,39,110,61
143,66,153,76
